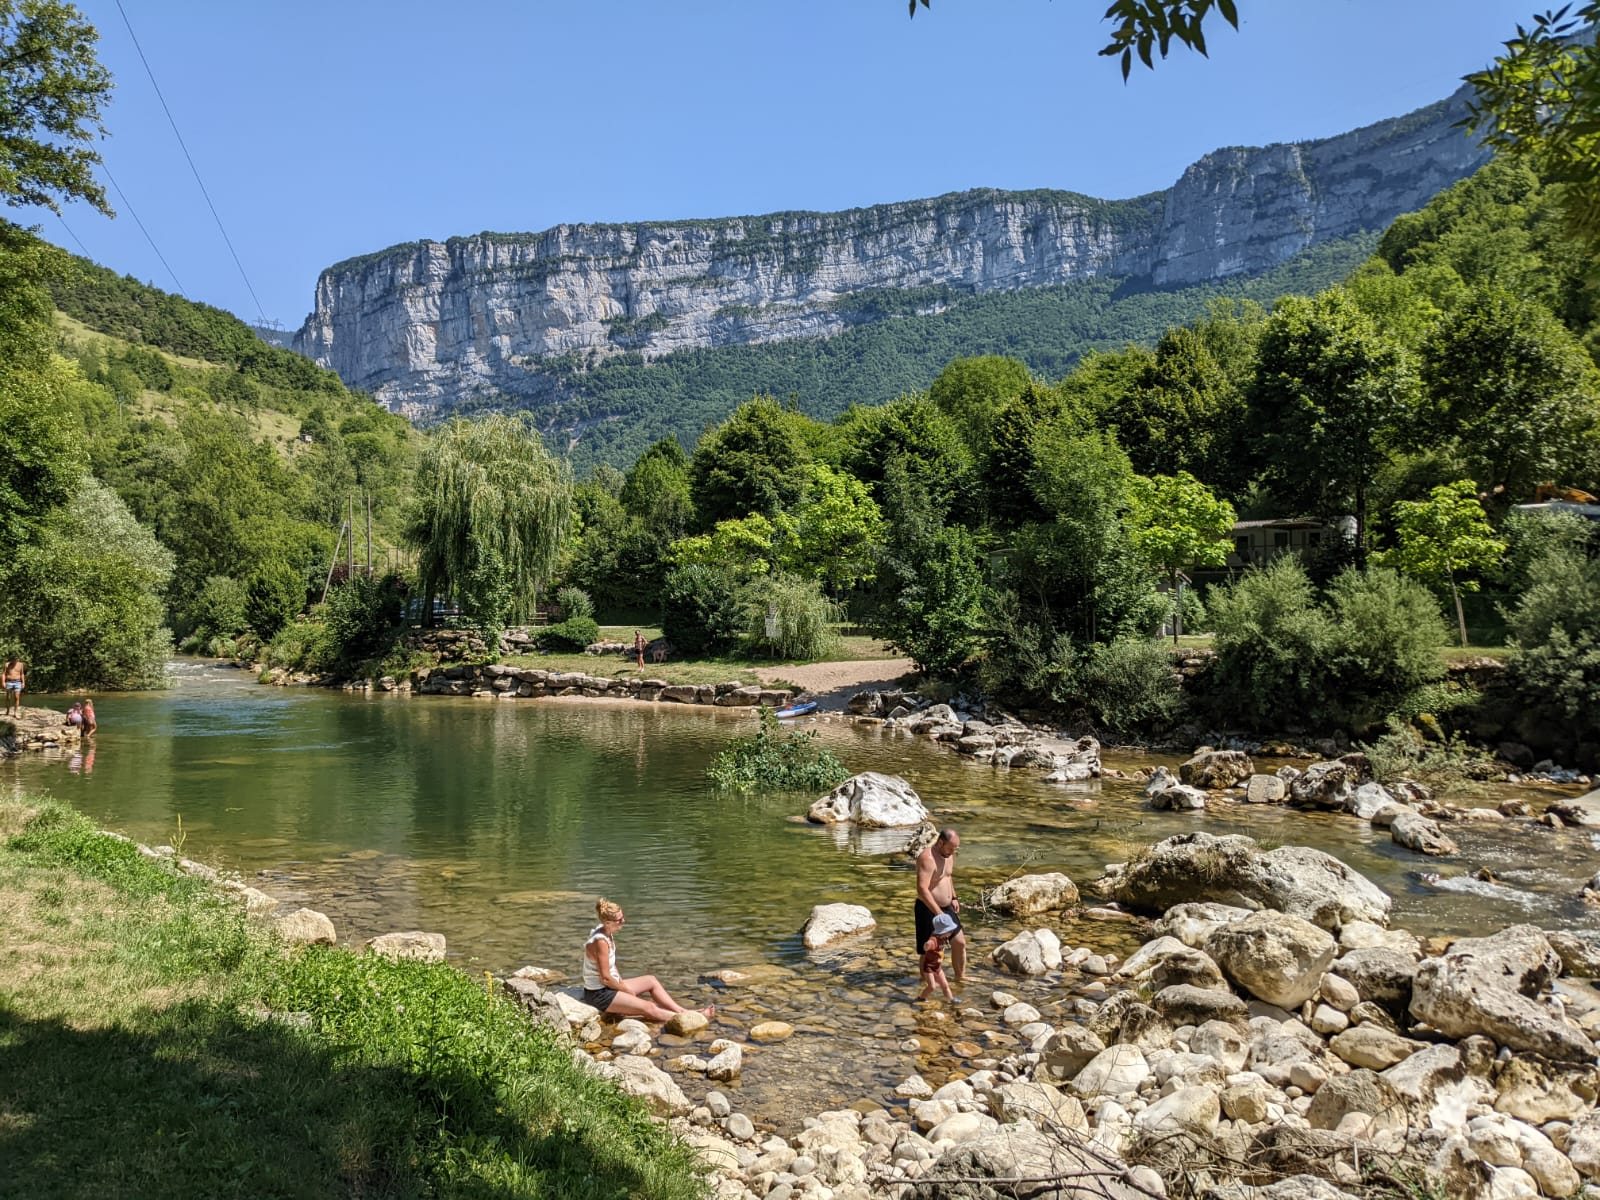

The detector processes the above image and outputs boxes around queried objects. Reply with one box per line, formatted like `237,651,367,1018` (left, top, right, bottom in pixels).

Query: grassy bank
0,797,704,1200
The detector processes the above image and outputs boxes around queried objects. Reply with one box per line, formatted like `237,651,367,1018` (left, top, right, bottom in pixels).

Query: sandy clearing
754,657,921,710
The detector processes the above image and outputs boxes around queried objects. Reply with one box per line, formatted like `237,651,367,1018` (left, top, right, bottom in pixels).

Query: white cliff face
296,89,1487,417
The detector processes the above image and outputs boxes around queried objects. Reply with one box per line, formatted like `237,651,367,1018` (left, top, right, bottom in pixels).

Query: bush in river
707,707,849,792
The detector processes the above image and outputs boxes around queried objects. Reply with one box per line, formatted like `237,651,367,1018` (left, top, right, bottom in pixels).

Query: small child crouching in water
918,912,959,1000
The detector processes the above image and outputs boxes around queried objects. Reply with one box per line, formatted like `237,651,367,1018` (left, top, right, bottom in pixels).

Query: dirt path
754,657,920,710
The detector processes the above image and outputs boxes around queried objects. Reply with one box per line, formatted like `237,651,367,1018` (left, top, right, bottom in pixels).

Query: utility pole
347,495,355,582
365,492,373,578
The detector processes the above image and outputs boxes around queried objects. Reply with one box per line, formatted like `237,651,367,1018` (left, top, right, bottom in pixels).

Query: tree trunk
1451,576,1469,649
1354,485,1367,570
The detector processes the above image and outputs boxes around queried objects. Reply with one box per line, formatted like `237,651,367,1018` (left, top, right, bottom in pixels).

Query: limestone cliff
296,87,1487,417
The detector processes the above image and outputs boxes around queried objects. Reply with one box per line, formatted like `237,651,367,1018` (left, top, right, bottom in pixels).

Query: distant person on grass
918,911,959,1000
582,898,713,1023
915,827,966,982
4,657,23,715
634,630,645,670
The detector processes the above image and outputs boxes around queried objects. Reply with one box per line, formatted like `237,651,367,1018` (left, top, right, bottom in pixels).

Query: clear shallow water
5,661,1595,1125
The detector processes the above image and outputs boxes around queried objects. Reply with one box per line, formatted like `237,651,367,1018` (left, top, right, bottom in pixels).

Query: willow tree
406,414,572,635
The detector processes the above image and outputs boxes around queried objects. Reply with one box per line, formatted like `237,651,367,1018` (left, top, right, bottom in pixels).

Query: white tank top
582,925,617,989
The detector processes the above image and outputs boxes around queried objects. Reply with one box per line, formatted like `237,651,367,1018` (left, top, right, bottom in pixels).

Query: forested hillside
0,235,416,689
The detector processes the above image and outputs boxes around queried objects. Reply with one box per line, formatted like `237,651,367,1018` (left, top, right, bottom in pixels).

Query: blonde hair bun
596,898,623,923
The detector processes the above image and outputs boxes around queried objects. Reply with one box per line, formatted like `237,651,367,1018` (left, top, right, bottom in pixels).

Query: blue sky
38,1,1528,332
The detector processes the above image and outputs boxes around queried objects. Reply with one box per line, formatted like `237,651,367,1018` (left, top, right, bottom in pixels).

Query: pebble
707,1090,732,1119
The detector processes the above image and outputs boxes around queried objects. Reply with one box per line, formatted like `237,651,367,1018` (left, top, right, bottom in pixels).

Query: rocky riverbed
505,838,1600,1200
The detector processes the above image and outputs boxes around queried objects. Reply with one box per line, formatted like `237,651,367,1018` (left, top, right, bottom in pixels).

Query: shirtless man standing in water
914,828,965,982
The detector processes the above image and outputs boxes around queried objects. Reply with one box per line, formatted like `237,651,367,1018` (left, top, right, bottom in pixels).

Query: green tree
1375,480,1507,648
869,458,987,676
1114,326,1249,494
1251,290,1416,566
0,0,113,214
1126,471,1236,642
1465,3,1600,261
927,354,1031,461
689,395,812,528
1419,287,1600,504
406,414,573,636
985,382,1063,529
781,463,885,594
834,394,975,521
0,476,172,688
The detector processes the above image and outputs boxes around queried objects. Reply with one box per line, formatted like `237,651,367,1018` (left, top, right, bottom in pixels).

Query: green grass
0,796,706,1200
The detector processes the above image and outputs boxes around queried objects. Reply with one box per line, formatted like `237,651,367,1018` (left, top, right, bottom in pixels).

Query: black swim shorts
914,898,961,954
581,986,617,1012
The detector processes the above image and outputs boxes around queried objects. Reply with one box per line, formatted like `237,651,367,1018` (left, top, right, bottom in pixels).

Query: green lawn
0,797,705,1200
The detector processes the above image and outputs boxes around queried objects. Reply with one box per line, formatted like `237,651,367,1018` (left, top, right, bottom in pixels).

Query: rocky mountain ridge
296,86,1488,418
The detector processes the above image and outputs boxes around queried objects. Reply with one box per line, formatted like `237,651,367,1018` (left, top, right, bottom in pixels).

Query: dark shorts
914,899,961,954
582,986,617,1012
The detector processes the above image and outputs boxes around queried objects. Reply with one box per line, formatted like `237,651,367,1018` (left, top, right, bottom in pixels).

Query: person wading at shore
582,898,713,1023
915,828,965,982
4,657,24,716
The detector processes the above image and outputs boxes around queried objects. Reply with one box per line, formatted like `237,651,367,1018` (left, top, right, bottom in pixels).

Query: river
4,661,1596,1126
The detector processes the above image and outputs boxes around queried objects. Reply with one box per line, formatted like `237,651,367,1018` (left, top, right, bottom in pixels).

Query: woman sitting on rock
582,897,713,1023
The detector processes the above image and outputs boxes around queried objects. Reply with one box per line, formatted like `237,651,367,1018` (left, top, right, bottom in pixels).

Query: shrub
660,563,744,655
706,708,849,792
1078,638,1184,733
265,619,335,673
554,584,594,621
245,562,306,641
1323,568,1448,726
745,574,838,661
1503,544,1600,751
321,575,406,672
1178,587,1208,634
1207,558,1334,728
186,575,249,641
1207,559,1446,731
536,615,600,652
1362,719,1495,797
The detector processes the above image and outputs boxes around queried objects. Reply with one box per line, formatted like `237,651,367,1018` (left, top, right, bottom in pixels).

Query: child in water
918,912,959,1000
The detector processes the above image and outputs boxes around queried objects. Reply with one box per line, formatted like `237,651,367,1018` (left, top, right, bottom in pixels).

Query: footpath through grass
0,796,705,1200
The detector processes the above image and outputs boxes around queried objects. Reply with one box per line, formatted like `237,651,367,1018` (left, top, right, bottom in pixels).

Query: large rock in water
1289,758,1371,810
1409,925,1596,1063
1179,749,1255,789
1203,911,1337,1008
984,872,1079,915
806,772,927,828
992,928,1063,976
1547,789,1600,829
1108,832,1392,930
801,902,877,949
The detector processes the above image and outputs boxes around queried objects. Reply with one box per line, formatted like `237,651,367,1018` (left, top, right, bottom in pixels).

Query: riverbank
0,794,704,1200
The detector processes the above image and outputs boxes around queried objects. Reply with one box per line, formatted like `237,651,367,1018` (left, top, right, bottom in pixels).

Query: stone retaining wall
411,663,794,708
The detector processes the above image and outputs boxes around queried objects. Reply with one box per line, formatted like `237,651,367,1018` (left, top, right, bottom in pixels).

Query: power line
112,0,267,322
54,212,91,258
100,161,187,295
